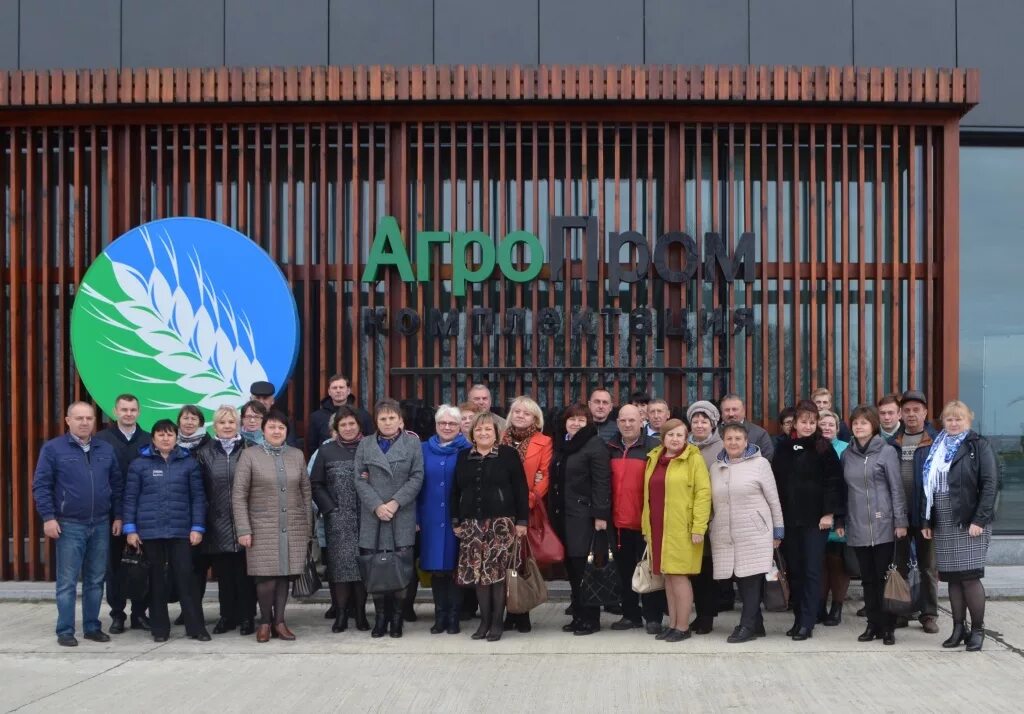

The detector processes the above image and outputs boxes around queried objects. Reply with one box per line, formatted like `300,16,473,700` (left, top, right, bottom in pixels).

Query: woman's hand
772,538,782,548
594,519,607,531
835,527,845,539
126,533,141,548
515,524,528,537
238,535,252,548
691,533,704,544
895,527,907,539
818,514,834,531
189,531,203,546
385,500,400,516
375,504,393,521
921,528,932,540
968,524,984,537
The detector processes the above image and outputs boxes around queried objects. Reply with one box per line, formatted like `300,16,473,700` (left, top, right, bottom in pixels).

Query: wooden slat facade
1,64,976,579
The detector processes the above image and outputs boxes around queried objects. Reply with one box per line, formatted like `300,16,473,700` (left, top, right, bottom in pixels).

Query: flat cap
900,389,927,407
250,381,276,397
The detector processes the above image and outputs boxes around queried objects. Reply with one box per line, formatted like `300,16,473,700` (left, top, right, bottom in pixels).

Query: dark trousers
208,552,256,624
855,541,897,631
191,546,208,603
905,527,938,619
783,525,828,630
735,574,765,631
565,556,600,626
146,538,205,637
107,533,147,620
691,554,717,621
616,528,666,623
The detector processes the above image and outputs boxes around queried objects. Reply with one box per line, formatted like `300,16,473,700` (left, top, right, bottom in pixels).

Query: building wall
1,0,1020,129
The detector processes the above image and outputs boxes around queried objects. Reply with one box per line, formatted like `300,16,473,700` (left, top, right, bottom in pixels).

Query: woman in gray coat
353,398,424,639
232,410,313,644
836,406,907,646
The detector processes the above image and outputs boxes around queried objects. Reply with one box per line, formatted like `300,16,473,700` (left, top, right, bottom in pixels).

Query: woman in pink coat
709,423,784,643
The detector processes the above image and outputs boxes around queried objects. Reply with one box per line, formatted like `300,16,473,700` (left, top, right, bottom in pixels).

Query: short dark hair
150,419,178,437
794,399,819,422
240,400,268,419
177,404,205,427
876,393,900,409
373,398,402,421
114,393,139,407
560,403,592,428
721,422,749,439
629,391,650,406
849,405,881,435
262,409,290,431
330,405,362,433
328,373,351,388
778,406,797,423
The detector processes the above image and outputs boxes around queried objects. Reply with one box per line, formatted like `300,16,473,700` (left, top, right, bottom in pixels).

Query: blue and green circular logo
71,218,300,430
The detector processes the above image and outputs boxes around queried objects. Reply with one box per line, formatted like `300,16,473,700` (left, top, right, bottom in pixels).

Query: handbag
580,531,621,607
631,544,665,594
763,546,790,612
506,537,548,614
882,562,915,616
842,543,862,579
905,541,922,611
292,541,323,598
527,499,565,565
357,521,415,595
119,545,150,603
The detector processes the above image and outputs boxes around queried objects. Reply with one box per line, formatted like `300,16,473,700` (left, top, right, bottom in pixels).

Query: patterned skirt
455,517,516,586
933,491,991,582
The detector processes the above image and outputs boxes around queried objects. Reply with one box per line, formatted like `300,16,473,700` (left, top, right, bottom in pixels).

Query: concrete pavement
2,599,1023,713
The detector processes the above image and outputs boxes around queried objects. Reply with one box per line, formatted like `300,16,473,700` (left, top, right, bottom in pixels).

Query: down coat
193,437,252,554
232,444,312,577
123,445,206,540
708,446,784,579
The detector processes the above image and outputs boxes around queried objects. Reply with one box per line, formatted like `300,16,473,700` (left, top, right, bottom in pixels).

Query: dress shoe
324,605,338,620
573,622,600,636
856,606,867,617
791,627,813,641
690,617,714,635
471,621,490,640
130,614,151,631
645,622,664,636
389,616,404,638
655,627,676,641
604,603,623,615
894,616,909,629
942,621,967,648
153,635,169,643
255,624,271,643
371,614,389,638
212,618,236,634
109,617,126,635
785,622,801,637
823,602,843,626
881,629,895,645
966,625,986,652
920,616,939,634
239,620,256,636
664,628,691,643
562,619,581,633
858,626,880,642
273,623,296,641
57,634,78,647
816,606,828,624
83,630,110,643
611,617,644,631
174,613,185,626
191,631,212,642
728,626,757,644
333,614,349,633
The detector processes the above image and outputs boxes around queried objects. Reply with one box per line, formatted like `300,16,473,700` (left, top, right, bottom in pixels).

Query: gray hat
250,381,276,397
686,400,721,427
900,389,927,407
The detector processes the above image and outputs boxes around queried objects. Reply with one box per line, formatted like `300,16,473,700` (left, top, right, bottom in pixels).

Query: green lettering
497,231,543,283
415,231,450,281
361,216,415,282
452,231,495,297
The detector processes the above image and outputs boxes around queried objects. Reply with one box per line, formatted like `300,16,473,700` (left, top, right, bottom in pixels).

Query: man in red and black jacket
607,404,667,635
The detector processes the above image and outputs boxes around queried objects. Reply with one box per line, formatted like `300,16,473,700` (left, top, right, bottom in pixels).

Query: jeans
55,520,109,637
783,525,828,630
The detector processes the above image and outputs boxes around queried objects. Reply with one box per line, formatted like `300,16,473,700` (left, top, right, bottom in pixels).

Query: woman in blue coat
124,419,210,643
418,405,471,634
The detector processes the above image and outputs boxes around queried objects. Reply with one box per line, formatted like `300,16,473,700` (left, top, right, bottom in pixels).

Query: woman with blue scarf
418,405,471,634
920,400,999,652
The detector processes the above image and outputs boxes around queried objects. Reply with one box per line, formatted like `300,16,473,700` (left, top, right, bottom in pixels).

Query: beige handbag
631,545,665,594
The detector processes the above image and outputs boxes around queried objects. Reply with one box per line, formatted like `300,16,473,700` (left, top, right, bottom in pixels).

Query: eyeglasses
437,421,460,428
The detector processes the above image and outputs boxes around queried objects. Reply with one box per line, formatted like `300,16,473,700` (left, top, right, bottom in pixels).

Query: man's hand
43,520,61,540
594,519,608,531
921,528,932,540
238,535,252,548
189,531,203,546
112,520,123,536
127,533,141,548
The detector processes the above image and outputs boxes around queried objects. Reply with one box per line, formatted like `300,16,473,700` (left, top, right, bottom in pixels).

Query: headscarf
922,429,969,519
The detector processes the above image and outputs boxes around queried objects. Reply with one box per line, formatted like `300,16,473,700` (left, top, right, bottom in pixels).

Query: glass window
960,145,1024,534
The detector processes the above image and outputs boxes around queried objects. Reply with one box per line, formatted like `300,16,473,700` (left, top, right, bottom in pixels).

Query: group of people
33,376,999,652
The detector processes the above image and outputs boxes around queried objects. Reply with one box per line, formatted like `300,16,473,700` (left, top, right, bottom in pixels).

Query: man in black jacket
92,394,151,634
307,374,374,455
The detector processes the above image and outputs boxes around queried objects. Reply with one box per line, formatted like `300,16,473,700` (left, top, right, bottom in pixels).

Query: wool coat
771,434,844,528
709,447,784,579
353,432,424,551
417,433,470,571
549,426,612,558
231,445,312,577
642,444,712,575
838,435,907,547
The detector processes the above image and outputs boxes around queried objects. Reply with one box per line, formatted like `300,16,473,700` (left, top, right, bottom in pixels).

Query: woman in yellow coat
642,419,712,642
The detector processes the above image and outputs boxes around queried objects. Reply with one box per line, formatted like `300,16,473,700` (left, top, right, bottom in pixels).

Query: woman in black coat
451,412,530,642
771,400,843,641
193,405,256,635
550,403,612,636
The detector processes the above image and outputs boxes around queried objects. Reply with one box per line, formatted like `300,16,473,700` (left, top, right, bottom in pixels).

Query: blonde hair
818,410,840,425
811,387,832,400
213,404,240,425
940,400,974,426
508,395,544,431
468,412,501,444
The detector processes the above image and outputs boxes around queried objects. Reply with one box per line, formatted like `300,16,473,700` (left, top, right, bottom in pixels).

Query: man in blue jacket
33,401,125,647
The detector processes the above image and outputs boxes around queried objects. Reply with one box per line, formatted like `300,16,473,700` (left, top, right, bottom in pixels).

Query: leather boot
823,602,843,626
446,606,461,635
487,583,506,642
389,613,404,638
966,624,985,652
942,620,967,648
430,579,449,634
401,580,418,622
370,598,389,638
332,613,348,633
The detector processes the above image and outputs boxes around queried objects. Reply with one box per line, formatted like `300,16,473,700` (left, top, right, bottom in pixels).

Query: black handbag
292,541,323,598
119,545,150,603
580,531,621,608
357,520,414,595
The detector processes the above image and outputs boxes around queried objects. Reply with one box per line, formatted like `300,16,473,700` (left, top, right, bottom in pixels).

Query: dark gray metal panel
645,0,748,65
225,0,328,67
749,0,852,66
958,0,1024,128
0,0,17,69
19,0,121,70
854,0,955,67
123,1,225,69
539,0,643,65
435,0,538,65
330,0,433,65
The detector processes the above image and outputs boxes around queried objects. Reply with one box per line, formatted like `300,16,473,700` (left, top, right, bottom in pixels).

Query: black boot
401,580,418,622
786,619,801,637
943,621,967,648
390,611,404,638
823,602,843,626
858,625,880,642
487,583,506,642
430,578,449,634
332,612,348,633
966,624,985,652
472,587,492,640
371,598,389,638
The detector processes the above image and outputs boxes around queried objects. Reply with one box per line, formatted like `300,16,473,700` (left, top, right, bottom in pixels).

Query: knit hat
686,400,720,428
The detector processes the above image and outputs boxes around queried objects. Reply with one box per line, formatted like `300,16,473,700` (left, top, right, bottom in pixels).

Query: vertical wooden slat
302,122,313,427
857,126,867,406
694,123,704,399
40,128,52,578
792,122,802,404
743,123,754,416
25,129,38,578
873,125,883,402
9,127,23,578
0,125,9,578
841,125,850,415
710,123,720,399
759,124,770,422
907,127,918,389
824,125,835,399
938,121,960,405
924,127,935,403
775,124,785,409
890,125,901,393
808,124,819,394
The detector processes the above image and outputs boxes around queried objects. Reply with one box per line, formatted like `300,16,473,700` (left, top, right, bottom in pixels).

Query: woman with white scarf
920,400,999,652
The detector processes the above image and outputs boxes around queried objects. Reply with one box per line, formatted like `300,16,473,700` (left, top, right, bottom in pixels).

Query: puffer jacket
709,446,784,579
123,446,206,540
194,436,252,553
838,435,907,547
32,434,124,525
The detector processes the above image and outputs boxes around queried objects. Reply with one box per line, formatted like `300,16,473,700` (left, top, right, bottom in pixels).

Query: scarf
377,432,401,454
922,429,969,519
261,442,285,457
177,430,206,451
337,434,363,449
241,429,264,445
218,435,242,456
501,424,537,464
